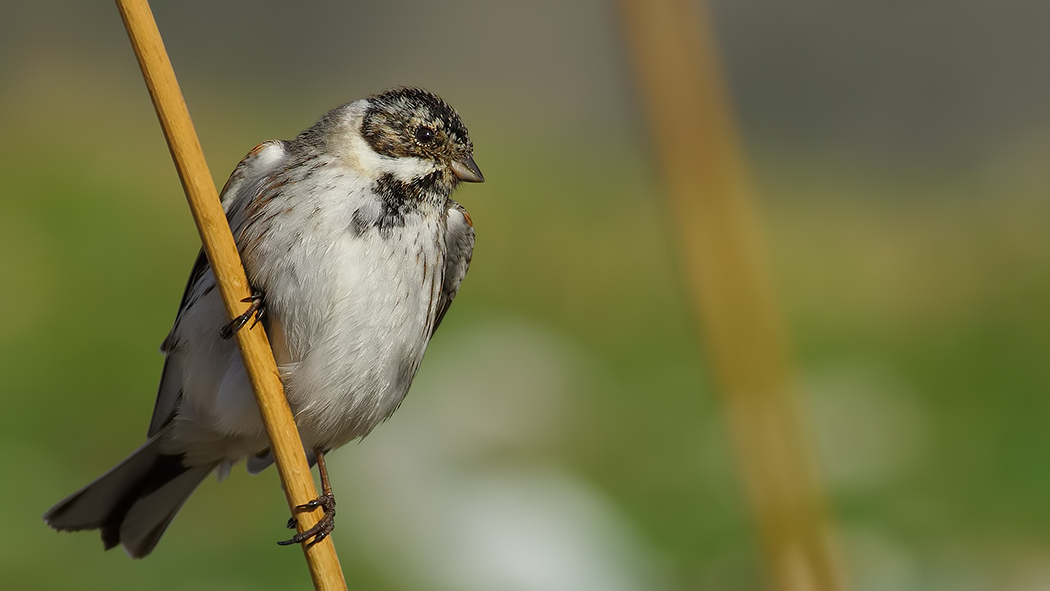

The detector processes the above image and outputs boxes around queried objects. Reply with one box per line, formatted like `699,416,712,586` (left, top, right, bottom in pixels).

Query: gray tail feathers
43,434,215,558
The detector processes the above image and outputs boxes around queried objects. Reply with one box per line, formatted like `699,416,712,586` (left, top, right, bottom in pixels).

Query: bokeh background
2,1,1049,589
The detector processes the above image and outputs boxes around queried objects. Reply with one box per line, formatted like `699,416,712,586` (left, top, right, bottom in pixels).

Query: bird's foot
277,493,336,548
219,291,266,340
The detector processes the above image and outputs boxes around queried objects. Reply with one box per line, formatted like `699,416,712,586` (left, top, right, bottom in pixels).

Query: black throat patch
351,171,447,238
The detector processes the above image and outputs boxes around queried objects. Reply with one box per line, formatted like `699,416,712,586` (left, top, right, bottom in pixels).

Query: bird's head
301,87,483,193
361,87,483,184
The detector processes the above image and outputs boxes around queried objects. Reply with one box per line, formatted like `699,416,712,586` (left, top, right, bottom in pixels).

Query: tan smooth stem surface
114,1,347,589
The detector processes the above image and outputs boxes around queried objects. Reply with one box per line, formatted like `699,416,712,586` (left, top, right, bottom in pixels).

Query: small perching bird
44,87,484,558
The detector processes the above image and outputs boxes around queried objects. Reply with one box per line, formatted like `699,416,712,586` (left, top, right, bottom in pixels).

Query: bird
43,87,484,558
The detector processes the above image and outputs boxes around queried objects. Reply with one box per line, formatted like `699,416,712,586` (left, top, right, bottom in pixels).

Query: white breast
241,162,447,449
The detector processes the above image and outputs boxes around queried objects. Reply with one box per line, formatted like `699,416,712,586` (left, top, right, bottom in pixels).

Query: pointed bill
451,154,484,183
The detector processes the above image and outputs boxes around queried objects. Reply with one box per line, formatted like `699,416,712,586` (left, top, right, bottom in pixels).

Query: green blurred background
2,1,1049,589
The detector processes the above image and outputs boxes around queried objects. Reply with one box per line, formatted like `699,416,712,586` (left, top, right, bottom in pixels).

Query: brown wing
432,200,475,335
147,141,289,437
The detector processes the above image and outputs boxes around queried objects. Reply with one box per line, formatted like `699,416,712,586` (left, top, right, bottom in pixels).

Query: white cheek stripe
381,155,438,182
341,106,439,183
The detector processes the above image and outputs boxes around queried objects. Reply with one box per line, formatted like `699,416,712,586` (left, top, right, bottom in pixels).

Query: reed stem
114,2,347,588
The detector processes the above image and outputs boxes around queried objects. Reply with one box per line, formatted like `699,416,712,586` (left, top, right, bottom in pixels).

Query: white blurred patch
804,364,930,492
331,316,667,591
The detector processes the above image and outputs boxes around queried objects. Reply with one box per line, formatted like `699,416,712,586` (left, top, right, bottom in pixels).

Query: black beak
451,154,484,183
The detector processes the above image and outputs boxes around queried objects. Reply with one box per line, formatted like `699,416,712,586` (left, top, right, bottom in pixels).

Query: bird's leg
219,290,266,340
277,448,337,548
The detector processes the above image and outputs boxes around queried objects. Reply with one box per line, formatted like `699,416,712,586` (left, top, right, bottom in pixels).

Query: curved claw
277,493,336,547
220,291,266,340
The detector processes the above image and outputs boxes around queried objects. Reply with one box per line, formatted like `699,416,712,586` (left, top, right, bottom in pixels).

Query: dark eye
414,126,436,145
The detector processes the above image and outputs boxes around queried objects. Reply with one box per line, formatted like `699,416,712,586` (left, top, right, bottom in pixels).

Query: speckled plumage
44,88,483,558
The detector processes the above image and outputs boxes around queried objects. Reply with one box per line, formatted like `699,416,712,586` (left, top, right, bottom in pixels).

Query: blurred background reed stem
619,1,848,589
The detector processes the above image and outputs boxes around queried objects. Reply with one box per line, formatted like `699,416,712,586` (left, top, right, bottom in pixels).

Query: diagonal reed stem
618,0,849,589
113,1,347,589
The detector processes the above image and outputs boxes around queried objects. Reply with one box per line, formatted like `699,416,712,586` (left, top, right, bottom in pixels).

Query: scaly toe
277,493,336,547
